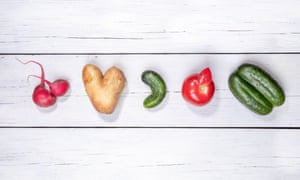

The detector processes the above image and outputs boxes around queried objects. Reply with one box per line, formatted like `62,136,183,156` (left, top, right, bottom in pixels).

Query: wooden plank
0,0,300,53
0,128,299,180
0,54,299,127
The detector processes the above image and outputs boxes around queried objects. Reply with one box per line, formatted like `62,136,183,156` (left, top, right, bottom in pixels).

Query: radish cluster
19,60,70,108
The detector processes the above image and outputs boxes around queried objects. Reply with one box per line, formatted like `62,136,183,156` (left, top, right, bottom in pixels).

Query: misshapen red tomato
182,68,215,106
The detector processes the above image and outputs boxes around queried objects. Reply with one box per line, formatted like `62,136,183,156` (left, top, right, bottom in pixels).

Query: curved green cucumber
238,64,285,106
142,70,166,108
229,73,273,115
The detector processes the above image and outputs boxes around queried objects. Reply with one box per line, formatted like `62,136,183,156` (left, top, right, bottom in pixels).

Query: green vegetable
142,70,166,108
237,64,285,106
228,63,285,115
229,73,273,115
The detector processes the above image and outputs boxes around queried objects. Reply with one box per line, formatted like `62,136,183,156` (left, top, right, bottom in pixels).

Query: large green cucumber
229,73,273,115
237,64,285,106
142,70,166,108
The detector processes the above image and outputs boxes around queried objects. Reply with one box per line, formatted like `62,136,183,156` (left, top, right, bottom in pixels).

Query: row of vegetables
18,59,285,116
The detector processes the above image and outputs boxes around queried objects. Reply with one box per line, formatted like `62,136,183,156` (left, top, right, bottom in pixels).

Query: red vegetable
18,59,69,107
32,85,57,107
47,79,69,97
182,67,215,106
28,75,69,97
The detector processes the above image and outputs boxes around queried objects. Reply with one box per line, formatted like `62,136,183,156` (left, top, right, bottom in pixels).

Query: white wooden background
1,0,300,179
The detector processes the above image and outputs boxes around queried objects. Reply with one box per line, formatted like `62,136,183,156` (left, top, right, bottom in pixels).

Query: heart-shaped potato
82,64,126,114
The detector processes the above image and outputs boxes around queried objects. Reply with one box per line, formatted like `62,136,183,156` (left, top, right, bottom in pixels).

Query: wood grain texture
0,0,300,53
0,128,299,180
0,54,299,127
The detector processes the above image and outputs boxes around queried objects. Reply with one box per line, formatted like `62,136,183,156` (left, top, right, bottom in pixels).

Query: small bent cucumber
237,64,285,106
229,73,273,115
142,70,166,108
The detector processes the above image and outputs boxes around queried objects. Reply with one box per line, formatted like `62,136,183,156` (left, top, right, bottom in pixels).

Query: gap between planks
1,52,300,55
1,126,300,130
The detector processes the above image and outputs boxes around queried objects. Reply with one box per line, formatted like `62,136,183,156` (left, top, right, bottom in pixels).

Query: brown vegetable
82,64,126,114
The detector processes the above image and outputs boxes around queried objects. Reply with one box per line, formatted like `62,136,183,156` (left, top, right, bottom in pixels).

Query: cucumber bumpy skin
229,73,273,115
142,70,166,108
237,64,285,106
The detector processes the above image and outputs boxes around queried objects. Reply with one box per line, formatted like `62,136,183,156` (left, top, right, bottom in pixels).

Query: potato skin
82,64,126,114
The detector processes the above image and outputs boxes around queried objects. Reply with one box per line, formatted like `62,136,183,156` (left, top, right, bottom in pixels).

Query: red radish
46,79,69,97
32,85,57,107
27,75,70,97
18,59,68,107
